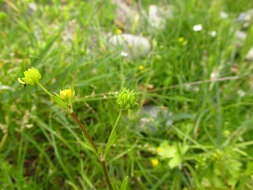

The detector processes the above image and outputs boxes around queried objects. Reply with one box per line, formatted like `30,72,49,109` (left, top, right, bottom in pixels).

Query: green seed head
19,67,41,85
116,88,137,110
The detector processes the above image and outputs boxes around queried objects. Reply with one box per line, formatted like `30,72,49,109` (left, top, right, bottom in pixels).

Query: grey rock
137,105,173,134
220,11,229,19
128,105,194,135
235,30,247,47
108,34,151,58
148,5,173,30
236,31,247,41
237,9,253,29
112,0,140,30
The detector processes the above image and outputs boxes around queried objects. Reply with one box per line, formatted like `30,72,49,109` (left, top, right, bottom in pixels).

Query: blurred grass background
1,0,253,189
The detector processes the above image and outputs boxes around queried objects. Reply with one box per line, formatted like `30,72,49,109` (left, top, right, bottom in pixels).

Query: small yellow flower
156,147,163,153
18,67,41,85
60,89,75,100
115,28,122,35
178,37,188,46
138,65,145,71
151,159,159,167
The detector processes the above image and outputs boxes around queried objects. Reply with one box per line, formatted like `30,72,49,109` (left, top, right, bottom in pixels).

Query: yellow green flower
156,147,163,153
151,159,159,167
59,89,75,100
138,65,145,71
18,67,41,85
115,28,122,35
178,37,188,46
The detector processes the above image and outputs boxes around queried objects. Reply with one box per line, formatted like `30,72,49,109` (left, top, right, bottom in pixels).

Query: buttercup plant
19,68,137,190
18,67,41,85
103,88,137,163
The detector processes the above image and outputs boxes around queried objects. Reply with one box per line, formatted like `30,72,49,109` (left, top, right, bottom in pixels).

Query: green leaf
169,156,181,169
119,176,129,190
104,111,122,159
157,141,177,159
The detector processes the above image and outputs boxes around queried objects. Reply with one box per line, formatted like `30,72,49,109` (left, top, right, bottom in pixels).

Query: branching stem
70,112,114,190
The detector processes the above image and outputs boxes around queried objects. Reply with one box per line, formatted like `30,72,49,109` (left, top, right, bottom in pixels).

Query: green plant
18,68,137,190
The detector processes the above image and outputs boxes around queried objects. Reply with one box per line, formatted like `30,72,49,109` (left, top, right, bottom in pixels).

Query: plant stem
104,110,122,158
70,112,98,153
37,82,54,97
36,83,114,190
70,112,114,190
100,157,114,190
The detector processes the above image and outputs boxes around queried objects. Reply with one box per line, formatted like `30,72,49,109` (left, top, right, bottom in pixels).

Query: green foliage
1,0,253,189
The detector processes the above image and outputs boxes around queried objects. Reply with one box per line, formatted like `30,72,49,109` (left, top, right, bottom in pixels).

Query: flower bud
116,88,137,110
59,89,75,100
151,159,159,167
19,67,41,85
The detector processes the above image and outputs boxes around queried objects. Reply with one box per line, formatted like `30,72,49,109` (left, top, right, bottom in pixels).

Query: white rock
238,90,246,97
238,9,253,22
220,11,228,19
120,51,129,57
237,9,253,28
148,5,173,30
236,31,247,41
130,105,193,135
28,2,37,11
62,20,77,45
112,0,139,29
148,5,164,29
235,31,247,48
137,105,173,134
246,47,253,61
108,34,151,58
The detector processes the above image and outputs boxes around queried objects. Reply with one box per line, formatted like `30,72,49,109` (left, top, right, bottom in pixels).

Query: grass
1,0,253,189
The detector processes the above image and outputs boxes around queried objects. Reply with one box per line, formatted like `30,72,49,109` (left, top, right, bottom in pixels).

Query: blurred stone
236,31,247,41
237,9,253,29
112,0,140,30
246,47,253,61
108,34,151,58
235,31,247,48
137,105,173,134
28,2,37,11
220,11,228,19
62,20,78,45
148,5,173,30
237,90,246,97
128,105,193,135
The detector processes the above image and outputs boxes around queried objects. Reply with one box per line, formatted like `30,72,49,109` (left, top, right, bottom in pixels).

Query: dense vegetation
1,0,253,189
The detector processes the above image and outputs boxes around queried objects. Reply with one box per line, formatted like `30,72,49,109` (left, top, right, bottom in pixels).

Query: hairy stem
70,112,114,190
37,82,54,97
37,83,114,190
71,112,98,153
100,157,114,190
